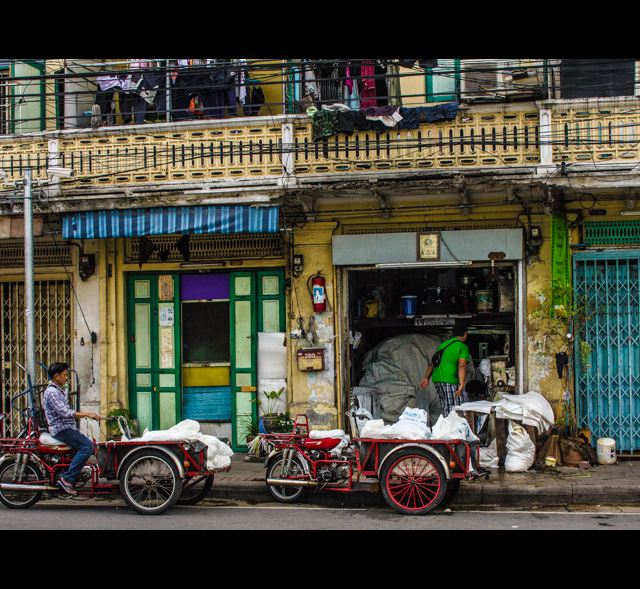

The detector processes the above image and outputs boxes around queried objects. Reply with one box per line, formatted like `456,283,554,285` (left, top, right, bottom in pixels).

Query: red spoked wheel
380,448,447,515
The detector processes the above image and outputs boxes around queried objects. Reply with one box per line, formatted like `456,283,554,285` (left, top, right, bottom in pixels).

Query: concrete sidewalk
210,454,640,508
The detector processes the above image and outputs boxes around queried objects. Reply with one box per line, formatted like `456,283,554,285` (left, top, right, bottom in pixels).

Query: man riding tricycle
0,363,229,515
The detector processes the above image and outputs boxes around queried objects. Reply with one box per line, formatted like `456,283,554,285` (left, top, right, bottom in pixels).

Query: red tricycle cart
0,399,227,515
262,414,478,515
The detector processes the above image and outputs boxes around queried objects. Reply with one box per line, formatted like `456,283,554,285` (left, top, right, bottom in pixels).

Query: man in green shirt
419,324,471,416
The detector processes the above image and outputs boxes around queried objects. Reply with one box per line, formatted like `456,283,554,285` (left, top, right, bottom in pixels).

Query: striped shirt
42,382,76,437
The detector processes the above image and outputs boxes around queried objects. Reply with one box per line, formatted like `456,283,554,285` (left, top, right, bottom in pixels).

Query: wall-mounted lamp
620,210,640,216
375,261,472,269
179,262,226,269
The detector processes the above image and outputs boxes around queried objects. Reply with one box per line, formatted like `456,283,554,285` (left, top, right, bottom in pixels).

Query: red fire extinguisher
308,271,327,313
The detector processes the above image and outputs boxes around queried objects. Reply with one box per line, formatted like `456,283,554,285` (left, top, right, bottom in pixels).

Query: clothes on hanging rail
359,60,377,108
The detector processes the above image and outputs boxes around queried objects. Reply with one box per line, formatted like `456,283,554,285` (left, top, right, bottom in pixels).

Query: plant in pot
255,388,293,433
239,413,260,445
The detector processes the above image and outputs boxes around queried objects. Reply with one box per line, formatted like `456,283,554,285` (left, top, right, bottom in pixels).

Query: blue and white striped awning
62,205,280,239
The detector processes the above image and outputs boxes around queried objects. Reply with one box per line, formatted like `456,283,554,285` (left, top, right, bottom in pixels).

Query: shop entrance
345,263,521,419
127,270,285,449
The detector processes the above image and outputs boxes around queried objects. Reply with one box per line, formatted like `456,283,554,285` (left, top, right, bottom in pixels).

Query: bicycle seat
38,432,72,452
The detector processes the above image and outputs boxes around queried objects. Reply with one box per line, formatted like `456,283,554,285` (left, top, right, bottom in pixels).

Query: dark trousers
54,428,94,484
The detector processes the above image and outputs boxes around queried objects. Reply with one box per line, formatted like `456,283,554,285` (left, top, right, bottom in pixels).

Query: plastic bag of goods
504,421,535,472
432,411,479,442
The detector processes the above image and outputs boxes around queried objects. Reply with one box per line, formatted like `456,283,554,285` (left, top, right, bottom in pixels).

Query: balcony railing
3,101,640,194
0,109,542,189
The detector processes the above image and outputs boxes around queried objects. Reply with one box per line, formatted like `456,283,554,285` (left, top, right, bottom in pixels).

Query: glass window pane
430,59,456,102
234,300,252,368
182,302,230,363
262,276,279,295
135,303,151,368
235,276,251,296
262,300,280,332
134,280,150,299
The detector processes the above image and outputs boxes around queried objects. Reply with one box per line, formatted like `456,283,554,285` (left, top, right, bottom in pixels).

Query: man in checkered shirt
42,363,103,496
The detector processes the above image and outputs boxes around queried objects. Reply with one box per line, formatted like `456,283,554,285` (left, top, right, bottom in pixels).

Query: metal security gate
0,280,72,437
573,251,640,453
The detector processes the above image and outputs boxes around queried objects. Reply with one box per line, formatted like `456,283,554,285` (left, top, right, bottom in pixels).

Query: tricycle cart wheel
266,454,307,503
380,448,447,515
0,459,43,509
177,474,214,505
119,449,183,515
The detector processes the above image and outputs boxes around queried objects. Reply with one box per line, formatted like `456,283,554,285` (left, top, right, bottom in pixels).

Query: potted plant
255,388,293,433
239,413,260,445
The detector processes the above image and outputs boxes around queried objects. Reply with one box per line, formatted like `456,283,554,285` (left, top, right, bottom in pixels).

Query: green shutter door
127,274,181,432
230,272,257,450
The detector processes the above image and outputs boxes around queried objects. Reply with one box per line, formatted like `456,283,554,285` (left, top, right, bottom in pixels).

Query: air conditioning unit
461,59,544,102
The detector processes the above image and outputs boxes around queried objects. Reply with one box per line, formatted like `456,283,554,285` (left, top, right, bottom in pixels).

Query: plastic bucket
596,438,616,464
475,290,494,313
401,296,417,316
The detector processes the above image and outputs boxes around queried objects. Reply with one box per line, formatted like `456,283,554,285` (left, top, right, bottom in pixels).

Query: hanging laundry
359,60,377,108
417,102,459,123
397,107,421,129
308,106,340,142
364,105,403,127
318,62,341,105
385,62,403,107
342,62,360,110
303,60,320,102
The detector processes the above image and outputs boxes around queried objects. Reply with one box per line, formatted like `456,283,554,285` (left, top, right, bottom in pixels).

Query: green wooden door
127,274,181,432
230,272,257,450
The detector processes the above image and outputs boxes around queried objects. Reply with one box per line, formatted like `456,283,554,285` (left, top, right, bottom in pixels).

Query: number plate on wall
296,348,325,372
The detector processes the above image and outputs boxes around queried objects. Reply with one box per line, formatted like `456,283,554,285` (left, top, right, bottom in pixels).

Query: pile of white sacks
126,419,234,470
359,406,480,443
453,392,555,472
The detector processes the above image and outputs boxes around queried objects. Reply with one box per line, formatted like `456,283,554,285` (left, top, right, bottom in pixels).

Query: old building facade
1,59,638,453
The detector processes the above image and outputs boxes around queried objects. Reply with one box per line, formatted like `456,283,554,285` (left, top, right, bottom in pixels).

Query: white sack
432,411,479,442
479,439,499,469
360,419,386,437
504,421,535,472
398,407,429,426
134,419,234,470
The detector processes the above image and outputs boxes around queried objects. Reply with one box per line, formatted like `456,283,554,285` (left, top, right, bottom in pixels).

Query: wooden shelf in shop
352,312,514,329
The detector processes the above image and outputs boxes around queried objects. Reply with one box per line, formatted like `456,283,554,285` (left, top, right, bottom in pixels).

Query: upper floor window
426,59,460,103
560,59,636,99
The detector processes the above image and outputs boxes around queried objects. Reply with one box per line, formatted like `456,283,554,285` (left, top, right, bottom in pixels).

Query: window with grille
0,280,72,437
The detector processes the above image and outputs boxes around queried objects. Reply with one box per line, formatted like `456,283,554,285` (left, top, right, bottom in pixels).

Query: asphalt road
1,498,640,530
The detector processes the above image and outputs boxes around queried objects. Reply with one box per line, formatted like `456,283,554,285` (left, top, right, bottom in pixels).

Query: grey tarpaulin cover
356,334,475,425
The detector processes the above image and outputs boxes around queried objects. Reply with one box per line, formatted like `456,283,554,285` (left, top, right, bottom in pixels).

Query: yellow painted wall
399,66,425,107
286,222,339,429
249,59,285,116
